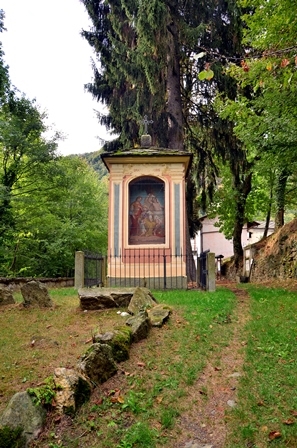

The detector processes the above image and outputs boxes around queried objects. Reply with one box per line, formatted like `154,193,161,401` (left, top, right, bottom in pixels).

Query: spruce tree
81,0,247,268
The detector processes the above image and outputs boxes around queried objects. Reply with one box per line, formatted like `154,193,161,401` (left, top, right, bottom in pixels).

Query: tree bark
232,171,252,269
263,174,274,238
274,167,289,231
166,20,183,150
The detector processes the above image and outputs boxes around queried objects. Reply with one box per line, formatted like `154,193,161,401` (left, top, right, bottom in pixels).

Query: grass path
168,287,250,447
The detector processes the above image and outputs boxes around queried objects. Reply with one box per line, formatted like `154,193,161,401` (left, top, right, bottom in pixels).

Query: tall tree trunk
166,19,183,150
232,171,252,269
263,207,271,238
0,189,14,238
274,167,290,230
263,184,273,238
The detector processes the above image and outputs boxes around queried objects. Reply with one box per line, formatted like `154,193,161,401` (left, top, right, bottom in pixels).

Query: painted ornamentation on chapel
129,177,165,245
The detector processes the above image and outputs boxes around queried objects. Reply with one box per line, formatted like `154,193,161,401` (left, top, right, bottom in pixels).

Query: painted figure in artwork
129,196,143,236
129,177,165,244
143,212,156,236
153,214,165,237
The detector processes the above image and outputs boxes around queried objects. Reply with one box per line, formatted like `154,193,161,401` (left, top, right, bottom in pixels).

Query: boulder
0,391,46,447
53,368,92,416
21,281,54,308
93,326,132,362
126,310,151,342
128,287,157,315
0,286,15,306
147,304,172,327
76,343,117,385
78,287,135,310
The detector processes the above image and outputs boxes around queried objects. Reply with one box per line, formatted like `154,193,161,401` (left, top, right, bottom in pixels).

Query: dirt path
170,287,250,448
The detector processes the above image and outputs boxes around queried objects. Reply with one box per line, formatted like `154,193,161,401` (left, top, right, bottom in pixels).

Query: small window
129,176,165,245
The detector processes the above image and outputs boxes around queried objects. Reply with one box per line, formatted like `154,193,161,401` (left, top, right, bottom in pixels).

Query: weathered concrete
207,252,216,292
74,251,84,289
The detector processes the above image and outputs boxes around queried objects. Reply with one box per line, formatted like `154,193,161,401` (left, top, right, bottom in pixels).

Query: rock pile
0,285,171,446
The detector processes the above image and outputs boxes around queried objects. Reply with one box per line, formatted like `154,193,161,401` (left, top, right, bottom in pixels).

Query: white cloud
1,0,113,155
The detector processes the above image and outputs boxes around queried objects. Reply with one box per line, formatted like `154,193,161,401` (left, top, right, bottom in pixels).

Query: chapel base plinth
107,276,187,290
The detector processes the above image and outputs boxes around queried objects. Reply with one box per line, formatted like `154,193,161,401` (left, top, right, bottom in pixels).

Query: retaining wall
0,277,74,292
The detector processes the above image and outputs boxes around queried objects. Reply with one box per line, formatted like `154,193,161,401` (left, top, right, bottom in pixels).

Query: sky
0,0,114,156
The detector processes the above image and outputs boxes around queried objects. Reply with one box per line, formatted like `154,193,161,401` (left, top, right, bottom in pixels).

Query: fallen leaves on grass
108,388,125,404
268,430,282,440
283,418,295,425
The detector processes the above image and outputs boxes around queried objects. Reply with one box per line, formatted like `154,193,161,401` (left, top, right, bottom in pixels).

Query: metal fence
198,250,209,289
84,251,106,287
84,249,198,290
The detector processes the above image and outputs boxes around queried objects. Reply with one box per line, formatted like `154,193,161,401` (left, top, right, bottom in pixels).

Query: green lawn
1,285,297,447
225,285,297,448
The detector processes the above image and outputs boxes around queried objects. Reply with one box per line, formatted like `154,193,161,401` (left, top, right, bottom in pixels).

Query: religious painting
129,177,165,245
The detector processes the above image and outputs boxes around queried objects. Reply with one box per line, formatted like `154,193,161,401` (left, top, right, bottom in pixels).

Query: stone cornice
101,147,192,178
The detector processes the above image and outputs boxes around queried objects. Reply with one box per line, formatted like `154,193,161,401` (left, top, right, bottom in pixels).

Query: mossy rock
112,326,133,362
148,304,172,327
0,392,46,447
77,343,117,384
0,426,26,448
93,327,132,362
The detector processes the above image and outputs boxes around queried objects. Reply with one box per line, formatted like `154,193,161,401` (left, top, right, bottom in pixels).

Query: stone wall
0,277,74,292
250,218,297,282
222,218,297,282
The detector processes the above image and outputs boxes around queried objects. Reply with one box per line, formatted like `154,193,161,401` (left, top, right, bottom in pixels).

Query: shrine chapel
101,137,192,289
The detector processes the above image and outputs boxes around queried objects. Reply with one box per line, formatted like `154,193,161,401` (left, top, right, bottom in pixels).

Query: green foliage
0,426,25,448
0,156,108,277
160,407,180,429
79,150,108,179
0,94,59,239
81,0,250,265
0,13,108,278
121,391,147,415
240,0,297,50
27,376,59,407
117,422,158,448
214,0,297,238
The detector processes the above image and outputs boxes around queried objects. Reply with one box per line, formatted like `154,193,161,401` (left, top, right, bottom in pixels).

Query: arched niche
128,176,165,245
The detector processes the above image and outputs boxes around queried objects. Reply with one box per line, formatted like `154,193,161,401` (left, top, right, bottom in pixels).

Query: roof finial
141,115,153,147
142,115,153,134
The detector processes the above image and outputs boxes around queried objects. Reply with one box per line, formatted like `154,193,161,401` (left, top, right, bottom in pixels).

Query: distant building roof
247,221,275,230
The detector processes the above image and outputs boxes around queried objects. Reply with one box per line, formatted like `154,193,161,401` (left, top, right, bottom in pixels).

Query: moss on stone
0,426,25,448
111,326,132,362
